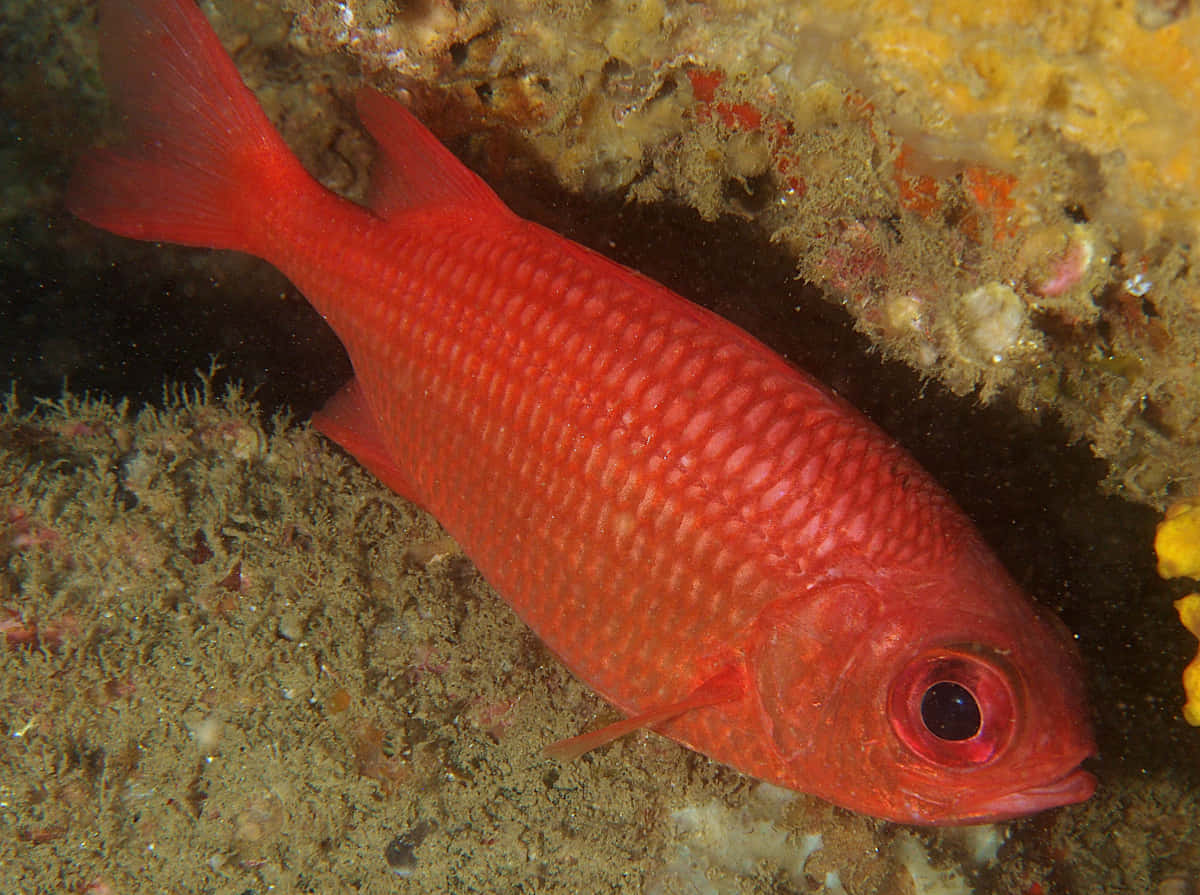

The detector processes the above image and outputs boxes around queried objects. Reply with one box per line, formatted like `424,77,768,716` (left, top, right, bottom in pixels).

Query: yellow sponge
1155,498,1200,580
1175,595,1200,727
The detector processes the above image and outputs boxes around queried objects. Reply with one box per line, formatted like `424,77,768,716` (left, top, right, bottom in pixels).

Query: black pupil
920,681,981,741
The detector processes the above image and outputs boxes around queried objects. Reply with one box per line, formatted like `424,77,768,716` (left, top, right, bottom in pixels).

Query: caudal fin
68,0,314,255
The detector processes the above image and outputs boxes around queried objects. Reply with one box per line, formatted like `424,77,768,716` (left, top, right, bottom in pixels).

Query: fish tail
68,0,315,256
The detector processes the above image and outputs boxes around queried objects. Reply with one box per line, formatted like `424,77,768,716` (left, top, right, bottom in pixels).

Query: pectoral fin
545,664,745,760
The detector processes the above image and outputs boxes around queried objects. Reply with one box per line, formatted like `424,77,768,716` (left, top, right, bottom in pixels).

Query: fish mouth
962,766,1097,822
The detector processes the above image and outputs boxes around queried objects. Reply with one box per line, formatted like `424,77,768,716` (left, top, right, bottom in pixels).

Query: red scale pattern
272,199,964,729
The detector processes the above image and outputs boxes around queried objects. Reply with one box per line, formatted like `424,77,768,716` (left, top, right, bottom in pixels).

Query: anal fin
312,379,425,508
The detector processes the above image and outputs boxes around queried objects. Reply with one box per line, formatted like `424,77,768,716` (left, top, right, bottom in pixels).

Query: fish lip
963,766,1097,821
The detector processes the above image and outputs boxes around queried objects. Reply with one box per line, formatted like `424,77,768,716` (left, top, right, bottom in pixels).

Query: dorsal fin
355,88,514,220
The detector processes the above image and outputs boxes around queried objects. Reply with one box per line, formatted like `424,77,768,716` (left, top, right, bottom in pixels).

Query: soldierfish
69,0,1096,824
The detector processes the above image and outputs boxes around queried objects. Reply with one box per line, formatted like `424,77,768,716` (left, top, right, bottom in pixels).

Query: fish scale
293,213,941,717
69,0,1096,824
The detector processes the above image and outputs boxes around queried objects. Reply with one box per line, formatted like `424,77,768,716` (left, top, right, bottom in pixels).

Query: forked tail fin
68,0,317,256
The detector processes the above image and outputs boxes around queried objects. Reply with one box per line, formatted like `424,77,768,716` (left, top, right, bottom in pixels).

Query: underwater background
1,0,1199,891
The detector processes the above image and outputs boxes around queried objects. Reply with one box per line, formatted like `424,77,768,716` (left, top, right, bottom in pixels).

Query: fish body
70,0,1096,824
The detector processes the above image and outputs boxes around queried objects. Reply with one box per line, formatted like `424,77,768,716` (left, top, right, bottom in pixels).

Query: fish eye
888,647,1016,768
921,681,981,740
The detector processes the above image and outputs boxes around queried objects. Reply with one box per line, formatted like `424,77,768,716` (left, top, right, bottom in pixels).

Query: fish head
748,545,1096,825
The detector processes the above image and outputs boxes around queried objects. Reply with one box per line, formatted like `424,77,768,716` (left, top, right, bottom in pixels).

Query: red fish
70,0,1096,824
